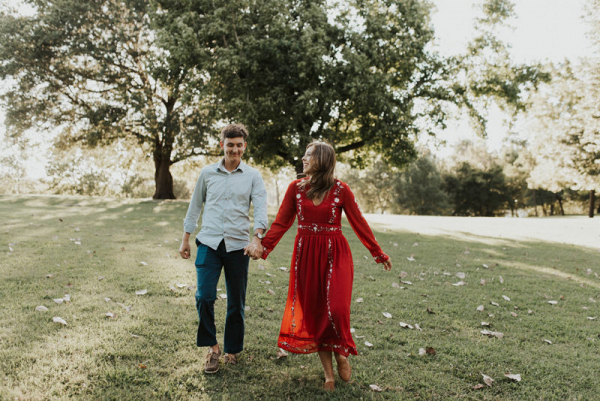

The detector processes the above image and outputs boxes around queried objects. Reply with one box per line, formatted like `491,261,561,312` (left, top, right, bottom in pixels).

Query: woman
259,142,393,391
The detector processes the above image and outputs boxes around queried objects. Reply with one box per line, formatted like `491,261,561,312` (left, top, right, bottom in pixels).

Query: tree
0,0,216,199
396,155,450,215
444,162,510,217
521,62,600,217
339,158,401,214
172,0,548,173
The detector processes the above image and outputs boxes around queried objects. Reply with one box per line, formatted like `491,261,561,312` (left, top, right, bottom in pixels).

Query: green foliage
396,155,450,215
0,0,217,199
444,162,510,216
340,158,402,214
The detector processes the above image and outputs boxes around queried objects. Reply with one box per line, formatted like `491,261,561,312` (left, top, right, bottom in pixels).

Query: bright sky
428,0,594,155
0,0,596,178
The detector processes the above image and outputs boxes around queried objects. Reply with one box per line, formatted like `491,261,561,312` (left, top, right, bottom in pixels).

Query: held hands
244,237,264,260
382,258,393,271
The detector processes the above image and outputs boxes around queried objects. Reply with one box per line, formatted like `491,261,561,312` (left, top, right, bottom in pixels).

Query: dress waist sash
297,223,342,235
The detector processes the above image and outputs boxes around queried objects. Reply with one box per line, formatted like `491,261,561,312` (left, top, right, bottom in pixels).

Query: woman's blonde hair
298,142,336,200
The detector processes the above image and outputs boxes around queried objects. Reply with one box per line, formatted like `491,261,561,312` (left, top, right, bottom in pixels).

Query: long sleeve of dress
261,180,298,259
342,182,389,264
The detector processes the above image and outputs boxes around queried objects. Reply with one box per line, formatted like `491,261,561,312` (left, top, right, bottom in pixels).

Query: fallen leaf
504,373,521,382
477,305,485,312
36,305,48,312
426,347,436,355
382,312,392,319
105,312,115,318
98,276,104,281
491,301,500,307
117,303,132,311
502,295,511,301
135,289,148,295
104,298,111,302
392,282,401,288
480,330,504,339
400,271,408,278
498,276,504,284
63,294,71,302
278,266,287,271
407,256,415,262
53,317,67,325
219,294,227,299
53,298,64,305
418,348,426,356
510,312,518,317
482,264,489,269
369,384,382,392
481,322,490,326
176,283,188,288
401,280,413,285
257,264,265,270
364,341,373,347
481,373,494,387
277,348,288,359
472,384,486,390
480,279,486,285
140,261,148,266
548,300,558,305
587,317,597,320
415,323,422,331
452,281,466,286
456,272,466,279
46,274,53,279
355,297,364,303
427,307,435,314
399,322,414,329
267,289,276,295
139,364,147,369
543,339,552,344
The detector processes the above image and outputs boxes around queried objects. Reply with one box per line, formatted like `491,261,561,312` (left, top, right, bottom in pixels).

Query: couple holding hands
179,124,392,391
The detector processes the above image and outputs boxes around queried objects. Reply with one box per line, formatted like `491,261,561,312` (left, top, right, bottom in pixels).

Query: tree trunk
153,145,176,200
533,190,538,217
557,197,565,216
275,179,280,207
589,190,595,218
294,160,305,179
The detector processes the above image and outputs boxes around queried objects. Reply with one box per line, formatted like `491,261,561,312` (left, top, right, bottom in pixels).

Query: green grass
1,194,599,400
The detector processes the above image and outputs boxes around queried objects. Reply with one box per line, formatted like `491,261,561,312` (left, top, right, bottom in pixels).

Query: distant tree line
342,139,598,217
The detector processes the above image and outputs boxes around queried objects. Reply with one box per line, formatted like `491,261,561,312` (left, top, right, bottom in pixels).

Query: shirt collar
216,158,246,173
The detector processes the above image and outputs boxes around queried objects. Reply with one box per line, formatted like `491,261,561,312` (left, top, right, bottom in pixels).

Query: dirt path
363,214,600,250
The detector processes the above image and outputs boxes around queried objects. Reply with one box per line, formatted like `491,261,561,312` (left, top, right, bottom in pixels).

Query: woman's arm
261,180,298,259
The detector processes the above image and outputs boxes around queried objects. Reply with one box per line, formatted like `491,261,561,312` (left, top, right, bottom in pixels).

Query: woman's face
302,147,316,175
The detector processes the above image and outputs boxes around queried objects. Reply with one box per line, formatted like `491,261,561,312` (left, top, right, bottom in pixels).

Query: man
179,123,267,374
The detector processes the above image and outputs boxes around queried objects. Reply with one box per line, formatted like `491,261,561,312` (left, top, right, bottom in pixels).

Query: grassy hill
1,195,599,400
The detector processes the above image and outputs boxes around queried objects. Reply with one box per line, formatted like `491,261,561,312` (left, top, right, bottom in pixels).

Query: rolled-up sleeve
183,171,206,234
251,172,268,232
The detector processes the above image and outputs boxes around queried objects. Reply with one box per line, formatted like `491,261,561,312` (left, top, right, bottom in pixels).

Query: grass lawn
1,194,599,400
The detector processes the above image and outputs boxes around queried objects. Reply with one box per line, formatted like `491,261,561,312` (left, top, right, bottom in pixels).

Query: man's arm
180,171,206,259
246,172,268,259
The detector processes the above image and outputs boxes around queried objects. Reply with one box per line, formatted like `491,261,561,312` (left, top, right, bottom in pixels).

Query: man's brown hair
220,123,248,142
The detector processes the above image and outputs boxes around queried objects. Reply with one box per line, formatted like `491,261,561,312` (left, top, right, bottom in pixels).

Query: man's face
220,136,246,164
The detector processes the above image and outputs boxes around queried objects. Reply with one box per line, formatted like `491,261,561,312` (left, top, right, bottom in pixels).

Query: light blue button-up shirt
183,159,268,252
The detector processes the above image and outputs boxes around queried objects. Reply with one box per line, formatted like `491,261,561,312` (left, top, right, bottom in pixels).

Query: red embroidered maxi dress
261,179,389,357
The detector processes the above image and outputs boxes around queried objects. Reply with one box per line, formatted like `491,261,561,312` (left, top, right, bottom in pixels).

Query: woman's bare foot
335,354,352,381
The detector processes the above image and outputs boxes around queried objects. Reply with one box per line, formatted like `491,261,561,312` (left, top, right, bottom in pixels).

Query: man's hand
244,236,264,260
383,258,393,271
179,232,191,259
